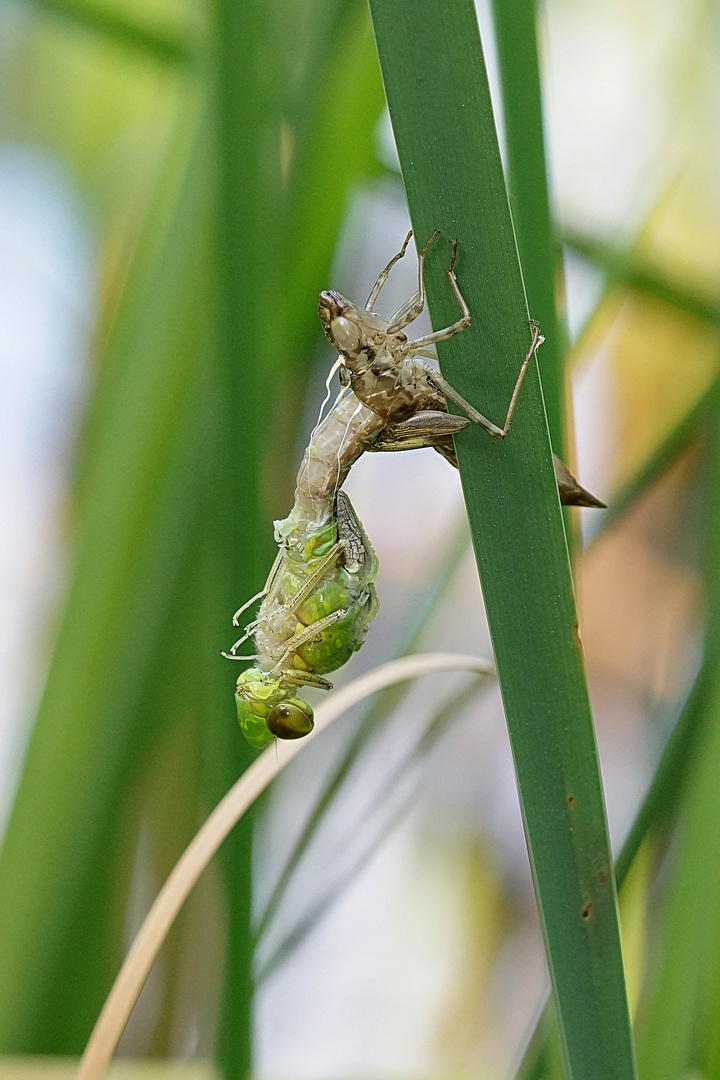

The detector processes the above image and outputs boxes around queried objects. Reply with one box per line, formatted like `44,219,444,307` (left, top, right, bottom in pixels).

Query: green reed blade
491,0,566,454
367,2,636,1077
0,117,212,1051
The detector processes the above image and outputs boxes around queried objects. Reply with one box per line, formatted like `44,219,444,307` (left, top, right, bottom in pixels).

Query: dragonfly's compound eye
330,316,361,355
267,699,315,740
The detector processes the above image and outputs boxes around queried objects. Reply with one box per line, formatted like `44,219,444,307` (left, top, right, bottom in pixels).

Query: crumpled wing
367,411,469,466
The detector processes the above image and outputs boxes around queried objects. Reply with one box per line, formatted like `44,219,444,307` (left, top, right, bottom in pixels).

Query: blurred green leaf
0,0,386,1066
634,404,720,1080
15,0,195,64
565,228,720,330
0,109,213,1051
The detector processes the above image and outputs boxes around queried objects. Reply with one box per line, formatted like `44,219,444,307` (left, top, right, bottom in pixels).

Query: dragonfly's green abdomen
294,579,352,671
294,568,377,673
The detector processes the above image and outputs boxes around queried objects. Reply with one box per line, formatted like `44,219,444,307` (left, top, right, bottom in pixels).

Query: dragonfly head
235,668,314,748
318,290,387,373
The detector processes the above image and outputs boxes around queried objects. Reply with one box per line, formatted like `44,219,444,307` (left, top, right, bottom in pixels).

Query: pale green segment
235,511,379,748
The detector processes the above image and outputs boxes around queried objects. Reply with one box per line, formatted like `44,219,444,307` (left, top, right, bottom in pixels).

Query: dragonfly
227,490,379,748
226,233,605,749
319,231,605,508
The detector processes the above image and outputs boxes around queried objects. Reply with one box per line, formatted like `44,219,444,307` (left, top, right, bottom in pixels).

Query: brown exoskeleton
318,232,604,508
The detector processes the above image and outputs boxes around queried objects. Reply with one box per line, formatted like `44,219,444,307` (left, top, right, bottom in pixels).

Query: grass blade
367,3,636,1076
210,1,285,1070
491,0,566,453
518,669,709,1080
0,117,211,1051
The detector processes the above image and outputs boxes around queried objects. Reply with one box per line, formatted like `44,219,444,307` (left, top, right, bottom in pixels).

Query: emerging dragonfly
224,378,390,747
227,490,378,748
226,233,605,749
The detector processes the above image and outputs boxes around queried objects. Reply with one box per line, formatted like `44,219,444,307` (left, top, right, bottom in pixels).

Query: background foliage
0,0,719,1077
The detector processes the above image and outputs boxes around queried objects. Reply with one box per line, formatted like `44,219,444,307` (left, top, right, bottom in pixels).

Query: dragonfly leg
276,540,347,620
388,289,421,329
232,548,284,625
269,608,348,675
424,321,544,441
229,534,350,655
283,669,334,691
227,628,255,654
365,230,413,311
401,239,471,351
387,230,440,331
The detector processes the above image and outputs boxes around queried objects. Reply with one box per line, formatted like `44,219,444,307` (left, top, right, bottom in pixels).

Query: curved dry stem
76,652,494,1080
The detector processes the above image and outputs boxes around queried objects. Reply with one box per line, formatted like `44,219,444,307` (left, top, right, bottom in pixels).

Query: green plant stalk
518,670,710,1080
282,0,385,364
367,2,635,1077
0,117,211,1051
210,0,286,1071
259,0,386,512
207,4,387,1067
519,389,720,1079
634,399,720,1079
491,0,566,455
634,666,720,1080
